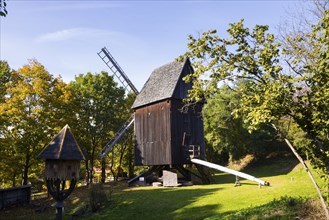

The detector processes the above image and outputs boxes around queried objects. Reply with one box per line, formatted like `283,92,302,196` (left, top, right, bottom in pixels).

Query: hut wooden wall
45,160,80,180
0,185,31,209
170,100,205,165
134,100,171,165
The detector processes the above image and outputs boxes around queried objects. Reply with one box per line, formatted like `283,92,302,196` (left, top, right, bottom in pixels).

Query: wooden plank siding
170,100,205,165
134,100,171,165
134,99,204,166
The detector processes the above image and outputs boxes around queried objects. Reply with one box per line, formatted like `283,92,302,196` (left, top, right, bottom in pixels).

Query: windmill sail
98,47,139,159
98,47,139,95
100,116,134,159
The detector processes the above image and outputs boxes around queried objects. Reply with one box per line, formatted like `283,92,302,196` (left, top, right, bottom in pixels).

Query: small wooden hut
37,125,85,180
132,58,205,167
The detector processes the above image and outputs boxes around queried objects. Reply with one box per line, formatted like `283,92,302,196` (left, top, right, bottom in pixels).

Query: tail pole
191,158,269,186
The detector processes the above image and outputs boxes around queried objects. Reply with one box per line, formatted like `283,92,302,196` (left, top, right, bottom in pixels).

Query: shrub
88,184,109,212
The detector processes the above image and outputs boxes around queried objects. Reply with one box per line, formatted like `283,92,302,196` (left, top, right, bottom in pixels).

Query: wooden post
271,123,329,219
284,138,329,219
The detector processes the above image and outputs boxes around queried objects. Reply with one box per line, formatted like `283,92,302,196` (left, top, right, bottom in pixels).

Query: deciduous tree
204,82,282,163
0,0,7,17
0,59,74,186
69,72,125,184
179,10,329,179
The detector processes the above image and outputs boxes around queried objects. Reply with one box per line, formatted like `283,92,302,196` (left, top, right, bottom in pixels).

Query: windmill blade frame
98,47,139,95
100,117,134,159
98,46,138,159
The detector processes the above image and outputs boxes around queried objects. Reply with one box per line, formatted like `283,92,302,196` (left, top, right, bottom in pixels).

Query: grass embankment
1,154,327,219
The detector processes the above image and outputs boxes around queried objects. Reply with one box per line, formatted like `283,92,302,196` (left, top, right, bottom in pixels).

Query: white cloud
36,28,123,43
28,2,124,13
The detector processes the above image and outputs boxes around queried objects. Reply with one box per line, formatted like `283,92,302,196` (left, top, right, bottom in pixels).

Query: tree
69,72,125,184
121,92,136,179
203,82,282,163
0,61,11,101
179,10,329,178
179,19,287,129
0,0,7,17
282,9,329,175
0,59,74,186
275,0,329,167
106,92,136,181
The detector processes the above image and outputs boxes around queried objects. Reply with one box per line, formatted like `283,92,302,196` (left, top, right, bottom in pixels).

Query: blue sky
1,1,304,90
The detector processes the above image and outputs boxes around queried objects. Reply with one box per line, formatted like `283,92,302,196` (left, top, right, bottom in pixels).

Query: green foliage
281,10,329,176
178,19,287,131
0,61,133,187
179,10,329,180
0,0,8,17
69,72,126,183
89,183,109,212
0,59,74,186
204,83,282,162
0,60,11,101
108,92,136,180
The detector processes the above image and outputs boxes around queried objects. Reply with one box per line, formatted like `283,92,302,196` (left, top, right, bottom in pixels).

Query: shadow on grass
242,154,300,179
90,186,222,220
212,154,300,184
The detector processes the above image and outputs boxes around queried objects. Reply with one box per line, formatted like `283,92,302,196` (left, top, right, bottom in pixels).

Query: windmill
98,47,210,186
98,47,269,187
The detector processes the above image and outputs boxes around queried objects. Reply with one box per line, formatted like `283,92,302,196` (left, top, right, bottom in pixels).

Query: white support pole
191,158,269,186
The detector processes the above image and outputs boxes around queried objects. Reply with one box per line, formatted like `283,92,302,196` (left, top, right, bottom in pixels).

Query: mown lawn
88,155,327,219
1,154,327,219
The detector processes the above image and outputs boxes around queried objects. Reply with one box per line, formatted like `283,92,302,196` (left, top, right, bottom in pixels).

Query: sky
0,0,307,90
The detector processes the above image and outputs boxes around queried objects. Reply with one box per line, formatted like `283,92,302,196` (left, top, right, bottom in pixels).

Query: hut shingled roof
37,125,85,160
132,58,192,109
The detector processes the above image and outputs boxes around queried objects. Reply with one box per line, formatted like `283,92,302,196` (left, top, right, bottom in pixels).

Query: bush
88,183,109,212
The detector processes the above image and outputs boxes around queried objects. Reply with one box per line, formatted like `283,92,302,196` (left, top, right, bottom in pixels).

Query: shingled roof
37,125,85,160
132,58,192,109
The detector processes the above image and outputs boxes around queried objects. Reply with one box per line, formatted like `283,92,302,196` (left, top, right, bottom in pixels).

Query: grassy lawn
1,154,327,219
88,155,327,220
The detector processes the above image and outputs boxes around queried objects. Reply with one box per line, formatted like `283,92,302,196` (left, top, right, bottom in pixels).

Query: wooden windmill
98,47,209,186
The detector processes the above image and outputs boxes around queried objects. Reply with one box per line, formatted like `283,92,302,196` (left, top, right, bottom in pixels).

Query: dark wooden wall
134,99,204,166
172,60,193,100
170,100,205,165
0,185,31,209
134,100,171,165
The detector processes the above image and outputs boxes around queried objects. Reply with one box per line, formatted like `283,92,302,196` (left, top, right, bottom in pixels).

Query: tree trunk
22,152,30,185
85,160,90,185
12,172,16,187
109,154,117,182
128,148,134,179
101,159,106,183
284,138,329,219
89,158,94,184
89,145,96,183
117,145,127,180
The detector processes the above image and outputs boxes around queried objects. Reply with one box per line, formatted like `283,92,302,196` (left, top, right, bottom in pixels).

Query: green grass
87,155,326,220
1,154,327,219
